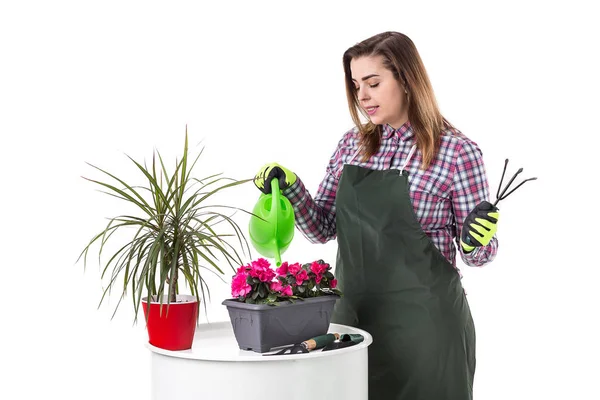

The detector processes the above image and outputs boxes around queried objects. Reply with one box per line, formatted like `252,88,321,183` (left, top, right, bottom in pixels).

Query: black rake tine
496,159,509,200
496,167,523,202
493,177,538,207
498,177,538,201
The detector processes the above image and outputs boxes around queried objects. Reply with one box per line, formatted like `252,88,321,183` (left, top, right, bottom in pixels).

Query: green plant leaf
258,284,266,298
79,131,253,323
83,165,154,216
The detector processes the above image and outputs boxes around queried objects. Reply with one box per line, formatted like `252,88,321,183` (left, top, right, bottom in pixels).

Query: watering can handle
270,178,282,266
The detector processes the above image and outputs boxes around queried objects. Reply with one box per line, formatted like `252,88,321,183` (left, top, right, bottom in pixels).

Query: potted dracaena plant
78,129,252,351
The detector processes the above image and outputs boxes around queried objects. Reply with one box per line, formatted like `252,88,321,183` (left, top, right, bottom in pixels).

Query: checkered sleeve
282,135,350,244
452,139,498,267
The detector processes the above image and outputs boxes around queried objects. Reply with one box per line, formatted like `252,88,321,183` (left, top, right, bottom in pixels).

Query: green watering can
248,178,295,266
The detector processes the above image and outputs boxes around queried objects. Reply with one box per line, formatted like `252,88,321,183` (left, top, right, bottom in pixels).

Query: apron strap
400,145,417,174
339,142,417,178
337,145,363,179
348,145,362,164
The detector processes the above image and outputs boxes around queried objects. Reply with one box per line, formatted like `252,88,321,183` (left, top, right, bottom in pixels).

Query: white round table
146,321,372,400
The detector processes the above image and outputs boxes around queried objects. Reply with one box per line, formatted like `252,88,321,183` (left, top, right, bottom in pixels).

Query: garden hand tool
461,158,537,251
254,162,297,194
263,333,340,356
322,333,365,351
248,178,295,266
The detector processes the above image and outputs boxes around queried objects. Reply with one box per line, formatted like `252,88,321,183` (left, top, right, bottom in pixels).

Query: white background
1,0,598,399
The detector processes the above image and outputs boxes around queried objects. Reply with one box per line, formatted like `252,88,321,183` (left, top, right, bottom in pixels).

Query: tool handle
340,333,364,344
303,333,339,350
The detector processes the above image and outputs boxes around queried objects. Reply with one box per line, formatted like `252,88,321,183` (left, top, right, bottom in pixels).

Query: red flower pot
142,295,199,351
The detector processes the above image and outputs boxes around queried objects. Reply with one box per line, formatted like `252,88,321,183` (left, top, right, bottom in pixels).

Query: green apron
332,161,476,399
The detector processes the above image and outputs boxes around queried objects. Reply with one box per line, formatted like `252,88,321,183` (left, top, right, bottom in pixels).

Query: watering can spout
274,248,282,266
248,178,295,267
270,179,282,266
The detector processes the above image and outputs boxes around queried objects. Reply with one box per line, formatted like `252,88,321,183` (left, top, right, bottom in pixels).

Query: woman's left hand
460,201,499,252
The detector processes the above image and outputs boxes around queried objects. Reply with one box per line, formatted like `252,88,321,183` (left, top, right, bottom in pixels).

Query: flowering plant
231,258,342,305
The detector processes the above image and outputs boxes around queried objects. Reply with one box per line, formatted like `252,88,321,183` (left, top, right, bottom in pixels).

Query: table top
146,321,372,362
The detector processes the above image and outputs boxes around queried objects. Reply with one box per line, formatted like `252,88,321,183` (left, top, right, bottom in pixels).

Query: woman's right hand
254,162,297,194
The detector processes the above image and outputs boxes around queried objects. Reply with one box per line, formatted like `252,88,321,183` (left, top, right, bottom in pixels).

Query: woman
254,31,499,399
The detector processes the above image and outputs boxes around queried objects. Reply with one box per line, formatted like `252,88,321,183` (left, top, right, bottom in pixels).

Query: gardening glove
460,201,499,253
254,162,297,194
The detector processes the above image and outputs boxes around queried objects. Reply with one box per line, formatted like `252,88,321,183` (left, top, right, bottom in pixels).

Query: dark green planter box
222,295,340,353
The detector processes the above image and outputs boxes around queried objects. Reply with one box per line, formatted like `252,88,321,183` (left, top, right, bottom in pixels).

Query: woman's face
350,55,408,129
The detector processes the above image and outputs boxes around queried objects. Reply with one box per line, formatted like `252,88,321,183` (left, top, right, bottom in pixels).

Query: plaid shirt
284,121,498,269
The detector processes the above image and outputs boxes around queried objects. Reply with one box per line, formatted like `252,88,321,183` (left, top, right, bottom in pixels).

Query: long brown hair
343,31,451,169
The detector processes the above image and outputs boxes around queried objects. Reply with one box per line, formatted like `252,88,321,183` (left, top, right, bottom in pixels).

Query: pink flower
249,259,275,282
253,258,270,269
310,261,328,276
295,269,308,285
231,272,251,298
270,280,284,292
231,258,338,302
276,262,289,276
248,267,260,279
258,268,275,282
281,285,293,297
288,262,302,275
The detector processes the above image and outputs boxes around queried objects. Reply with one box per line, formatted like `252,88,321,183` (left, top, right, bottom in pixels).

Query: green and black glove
460,201,499,253
254,162,297,194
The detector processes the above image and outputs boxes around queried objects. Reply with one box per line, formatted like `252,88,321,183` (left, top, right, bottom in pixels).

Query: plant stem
170,225,179,303
169,263,178,303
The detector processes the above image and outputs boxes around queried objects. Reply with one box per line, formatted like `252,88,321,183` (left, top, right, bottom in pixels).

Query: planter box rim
222,294,340,310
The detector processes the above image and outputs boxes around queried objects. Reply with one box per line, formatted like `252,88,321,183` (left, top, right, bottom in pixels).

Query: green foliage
78,129,252,322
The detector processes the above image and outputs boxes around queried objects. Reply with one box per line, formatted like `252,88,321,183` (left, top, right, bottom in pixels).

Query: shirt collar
382,121,413,142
